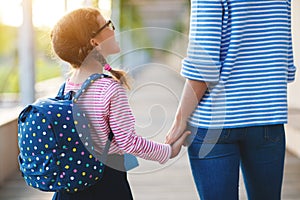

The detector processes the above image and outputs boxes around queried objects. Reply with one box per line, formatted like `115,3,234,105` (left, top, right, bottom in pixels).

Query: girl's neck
69,63,103,84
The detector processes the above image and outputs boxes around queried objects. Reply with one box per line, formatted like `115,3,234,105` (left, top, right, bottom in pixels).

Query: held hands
169,130,191,159
166,118,188,145
166,119,190,159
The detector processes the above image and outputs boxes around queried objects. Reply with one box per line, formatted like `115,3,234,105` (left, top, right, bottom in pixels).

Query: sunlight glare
32,0,65,28
0,0,23,26
98,0,112,19
0,0,108,28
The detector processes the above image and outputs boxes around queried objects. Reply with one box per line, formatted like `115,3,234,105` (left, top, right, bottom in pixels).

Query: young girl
50,7,189,200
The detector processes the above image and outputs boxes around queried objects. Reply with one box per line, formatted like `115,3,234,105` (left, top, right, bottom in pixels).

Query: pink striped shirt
65,76,171,164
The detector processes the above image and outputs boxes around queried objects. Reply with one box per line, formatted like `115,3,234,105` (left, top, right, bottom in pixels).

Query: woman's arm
166,0,224,144
166,79,207,145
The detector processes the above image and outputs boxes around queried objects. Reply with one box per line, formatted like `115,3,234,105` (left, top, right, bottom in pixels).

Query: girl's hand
170,130,191,159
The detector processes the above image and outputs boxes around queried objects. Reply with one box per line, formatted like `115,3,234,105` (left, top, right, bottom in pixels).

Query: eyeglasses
93,20,115,37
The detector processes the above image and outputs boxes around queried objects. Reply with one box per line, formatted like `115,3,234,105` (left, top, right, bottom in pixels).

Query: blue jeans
187,124,286,200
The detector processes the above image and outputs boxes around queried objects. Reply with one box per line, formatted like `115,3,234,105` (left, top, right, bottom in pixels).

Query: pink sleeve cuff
159,144,172,164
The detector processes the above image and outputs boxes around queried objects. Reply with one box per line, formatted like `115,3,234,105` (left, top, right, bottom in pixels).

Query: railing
0,108,20,186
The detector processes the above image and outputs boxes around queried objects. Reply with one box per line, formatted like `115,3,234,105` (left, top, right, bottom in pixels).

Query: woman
166,0,296,200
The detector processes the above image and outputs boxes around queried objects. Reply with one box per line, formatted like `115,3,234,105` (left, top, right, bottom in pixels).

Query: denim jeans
187,124,286,200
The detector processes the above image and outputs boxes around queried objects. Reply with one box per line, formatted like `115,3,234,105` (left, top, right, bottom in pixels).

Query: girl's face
90,15,120,58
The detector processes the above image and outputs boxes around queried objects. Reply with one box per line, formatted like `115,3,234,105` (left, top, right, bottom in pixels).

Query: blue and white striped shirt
182,0,296,128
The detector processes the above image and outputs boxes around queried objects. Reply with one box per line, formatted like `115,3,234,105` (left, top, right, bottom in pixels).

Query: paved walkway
0,64,300,200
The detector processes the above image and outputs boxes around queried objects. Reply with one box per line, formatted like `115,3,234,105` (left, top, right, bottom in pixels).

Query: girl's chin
110,46,121,54
101,41,121,56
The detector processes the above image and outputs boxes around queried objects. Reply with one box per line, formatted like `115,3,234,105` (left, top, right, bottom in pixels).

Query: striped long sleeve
108,81,171,164
182,0,296,128
65,78,171,164
287,0,296,82
181,0,223,83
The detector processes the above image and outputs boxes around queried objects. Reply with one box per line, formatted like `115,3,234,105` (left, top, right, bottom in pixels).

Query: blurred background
0,0,299,199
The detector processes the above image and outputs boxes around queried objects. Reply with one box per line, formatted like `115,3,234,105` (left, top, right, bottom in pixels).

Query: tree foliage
0,25,61,93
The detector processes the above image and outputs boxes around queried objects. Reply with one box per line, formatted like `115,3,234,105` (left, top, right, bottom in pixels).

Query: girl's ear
90,38,99,47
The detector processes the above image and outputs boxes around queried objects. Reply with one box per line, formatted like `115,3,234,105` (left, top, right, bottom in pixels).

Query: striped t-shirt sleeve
287,0,296,82
108,82,171,164
181,0,223,83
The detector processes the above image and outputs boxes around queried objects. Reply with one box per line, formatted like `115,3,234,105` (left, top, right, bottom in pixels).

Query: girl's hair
109,68,131,90
50,7,130,89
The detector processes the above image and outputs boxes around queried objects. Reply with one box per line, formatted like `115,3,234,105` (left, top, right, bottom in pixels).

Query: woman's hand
165,119,187,145
166,79,207,145
170,130,191,159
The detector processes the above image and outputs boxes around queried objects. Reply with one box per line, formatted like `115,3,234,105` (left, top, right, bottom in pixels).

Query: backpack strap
101,129,114,162
56,83,66,98
56,83,75,100
73,73,110,102
72,73,115,157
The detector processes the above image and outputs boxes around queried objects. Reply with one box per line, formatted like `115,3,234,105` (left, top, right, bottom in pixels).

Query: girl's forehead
97,15,106,25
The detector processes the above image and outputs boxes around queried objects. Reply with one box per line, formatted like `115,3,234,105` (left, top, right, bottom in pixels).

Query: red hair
51,8,130,89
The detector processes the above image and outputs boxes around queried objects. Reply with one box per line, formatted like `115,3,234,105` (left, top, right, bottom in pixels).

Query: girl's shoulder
66,75,125,97
95,75,122,87
93,75,126,94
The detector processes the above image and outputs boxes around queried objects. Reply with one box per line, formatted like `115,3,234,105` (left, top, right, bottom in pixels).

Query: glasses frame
93,20,115,37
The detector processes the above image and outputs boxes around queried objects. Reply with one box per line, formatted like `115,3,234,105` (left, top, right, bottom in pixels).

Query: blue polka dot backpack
17,73,113,193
